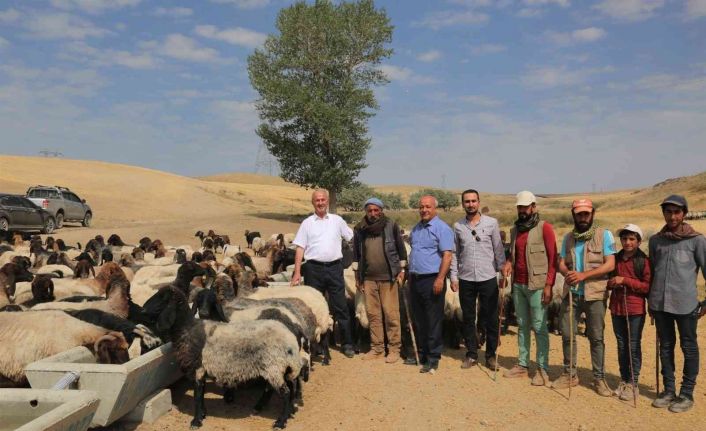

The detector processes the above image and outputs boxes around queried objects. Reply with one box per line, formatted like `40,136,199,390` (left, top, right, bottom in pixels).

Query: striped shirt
450,215,505,282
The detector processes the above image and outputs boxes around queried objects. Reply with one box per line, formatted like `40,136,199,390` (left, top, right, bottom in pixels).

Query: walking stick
493,279,505,382
569,289,574,401
652,315,660,396
623,287,637,408
398,277,420,365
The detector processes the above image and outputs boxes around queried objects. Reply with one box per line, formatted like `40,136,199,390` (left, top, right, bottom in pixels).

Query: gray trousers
560,294,607,379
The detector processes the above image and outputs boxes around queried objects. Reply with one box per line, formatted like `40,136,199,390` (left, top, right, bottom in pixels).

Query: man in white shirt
292,189,355,361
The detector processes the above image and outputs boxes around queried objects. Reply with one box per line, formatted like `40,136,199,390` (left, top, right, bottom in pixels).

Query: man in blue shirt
409,195,455,374
555,198,616,396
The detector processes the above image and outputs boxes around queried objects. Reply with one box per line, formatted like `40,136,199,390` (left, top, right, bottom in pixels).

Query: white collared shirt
293,212,353,262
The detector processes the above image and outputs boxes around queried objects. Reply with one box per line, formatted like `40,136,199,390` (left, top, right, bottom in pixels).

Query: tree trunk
329,190,338,214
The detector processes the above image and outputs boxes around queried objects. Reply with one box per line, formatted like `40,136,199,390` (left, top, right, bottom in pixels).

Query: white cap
617,223,643,240
515,191,536,206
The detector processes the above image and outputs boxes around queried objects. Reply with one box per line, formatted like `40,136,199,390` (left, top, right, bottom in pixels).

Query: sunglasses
471,230,481,242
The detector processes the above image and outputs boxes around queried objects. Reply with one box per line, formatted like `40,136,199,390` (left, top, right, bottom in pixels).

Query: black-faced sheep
244,230,261,249
142,286,304,430
0,262,35,308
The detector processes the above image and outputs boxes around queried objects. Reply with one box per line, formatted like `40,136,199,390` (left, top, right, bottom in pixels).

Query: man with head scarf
352,197,408,364
649,195,706,413
554,198,616,396
501,191,557,386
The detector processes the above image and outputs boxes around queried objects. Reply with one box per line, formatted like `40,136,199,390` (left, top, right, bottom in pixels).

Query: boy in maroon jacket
607,224,651,401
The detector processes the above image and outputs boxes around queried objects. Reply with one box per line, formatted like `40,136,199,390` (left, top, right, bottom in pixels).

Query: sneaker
420,363,432,373
342,345,355,358
652,391,676,409
362,350,384,361
531,368,549,386
385,351,400,364
593,379,612,397
614,381,628,398
619,383,637,401
668,395,694,413
461,357,478,369
403,357,418,366
429,362,438,375
503,365,529,378
485,356,498,371
551,371,579,389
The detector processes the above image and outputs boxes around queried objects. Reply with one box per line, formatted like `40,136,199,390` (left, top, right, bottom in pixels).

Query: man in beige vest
501,191,557,385
554,198,616,396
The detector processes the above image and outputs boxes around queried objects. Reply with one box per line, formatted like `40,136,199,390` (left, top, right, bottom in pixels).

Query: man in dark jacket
649,194,706,413
352,198,408,364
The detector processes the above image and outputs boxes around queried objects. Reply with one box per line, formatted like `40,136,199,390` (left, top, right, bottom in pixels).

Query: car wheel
0,217,9,232
55,212,64,229
82,212,92,227
42,217,55,234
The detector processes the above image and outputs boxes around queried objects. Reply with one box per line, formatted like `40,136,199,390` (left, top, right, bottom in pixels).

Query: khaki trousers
364,280,401,353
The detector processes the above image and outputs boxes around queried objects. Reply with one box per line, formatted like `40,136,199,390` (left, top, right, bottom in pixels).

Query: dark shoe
419,363,432,373
668,395,694,413
403,357,418,366
652,391,677,409
429,362,439,375
486,356,498,371
342,346,355,358
461,357,477,369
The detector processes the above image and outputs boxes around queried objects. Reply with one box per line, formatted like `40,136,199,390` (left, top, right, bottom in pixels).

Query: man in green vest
554,198,616,396
501,191,558,386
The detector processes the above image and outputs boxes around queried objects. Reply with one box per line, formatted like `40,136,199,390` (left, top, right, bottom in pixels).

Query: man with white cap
607,224,651,402
649,194,706,412
352,197,408,363
501,191,557,385
554,198,616,396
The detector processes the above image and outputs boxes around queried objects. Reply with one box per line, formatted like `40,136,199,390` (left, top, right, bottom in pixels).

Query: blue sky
1,0,705,193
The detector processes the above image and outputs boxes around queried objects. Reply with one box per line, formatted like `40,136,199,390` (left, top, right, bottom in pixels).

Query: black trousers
459,277,499,360
652,309,700,398
410,273,446,363
302,261,353,347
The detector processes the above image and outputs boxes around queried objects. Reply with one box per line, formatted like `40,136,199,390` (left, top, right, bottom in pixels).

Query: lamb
0,310,129,386
141,286,304,430
251,236,265,256
244,230,261,249
64,308,162,353
31,273,132,319
130,261,208,306
0,262,35,308
0,274,55,312
73,260,95,279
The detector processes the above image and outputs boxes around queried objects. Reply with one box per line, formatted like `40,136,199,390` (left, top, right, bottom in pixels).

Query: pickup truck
26,186,92,228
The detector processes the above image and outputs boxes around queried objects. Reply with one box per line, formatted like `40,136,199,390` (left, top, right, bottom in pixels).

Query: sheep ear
215,302,229,323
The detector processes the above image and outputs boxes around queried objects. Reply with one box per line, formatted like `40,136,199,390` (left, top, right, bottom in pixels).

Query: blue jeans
611,313,645,384
652,309,700,398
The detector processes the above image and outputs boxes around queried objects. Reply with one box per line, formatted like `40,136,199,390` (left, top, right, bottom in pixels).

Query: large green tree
248,0,393,213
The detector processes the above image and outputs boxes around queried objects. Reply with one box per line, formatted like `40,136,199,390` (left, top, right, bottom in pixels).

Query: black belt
306,259,341,267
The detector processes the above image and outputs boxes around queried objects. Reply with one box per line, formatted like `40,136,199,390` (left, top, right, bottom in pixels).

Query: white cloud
24,13,110,39
62,41,159,69
470,43,507,54
210,99,259,132
50,0,141,14
415,10,489,30
0,8,20,23
158,34,225,63
210,0,271,9
379,65,438,85
636,73,706,94
523,0,570,6
0,36,8,49
153,7,193,18
522,65,613,88
194,25,267,48
459,95,503,107
546,27,607,45
416,50,442,62
594,0,665,21
517,7,542,17
686,0,706,18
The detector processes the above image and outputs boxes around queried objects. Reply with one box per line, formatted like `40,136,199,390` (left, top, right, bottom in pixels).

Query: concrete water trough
0,388,99,431
25,342,182,427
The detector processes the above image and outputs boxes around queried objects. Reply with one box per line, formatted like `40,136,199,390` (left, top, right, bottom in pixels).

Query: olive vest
562,228,608,301
510,221,549,290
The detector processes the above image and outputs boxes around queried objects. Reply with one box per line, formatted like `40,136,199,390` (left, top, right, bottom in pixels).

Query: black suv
0,194,56,234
